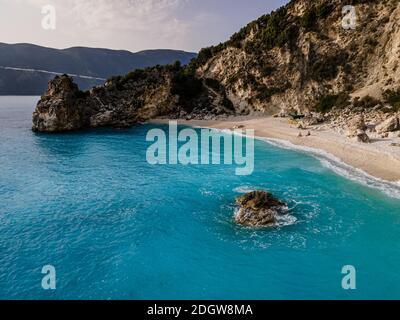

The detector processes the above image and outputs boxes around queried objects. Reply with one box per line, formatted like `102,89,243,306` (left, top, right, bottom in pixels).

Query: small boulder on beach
347,114,366,138
235,191,287,227
356,130,370,143
376,115,400,134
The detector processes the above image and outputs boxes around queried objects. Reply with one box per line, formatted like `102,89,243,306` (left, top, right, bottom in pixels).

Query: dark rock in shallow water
235,190,287,227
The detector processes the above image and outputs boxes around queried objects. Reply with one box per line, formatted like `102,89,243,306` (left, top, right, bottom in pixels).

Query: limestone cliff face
198,0,400,115
33,0,400,132
32,75,88,132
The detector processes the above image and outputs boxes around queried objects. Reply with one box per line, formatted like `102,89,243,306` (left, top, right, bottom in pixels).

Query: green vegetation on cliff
384,88,400,112
315,92,351,113
188,0,340,70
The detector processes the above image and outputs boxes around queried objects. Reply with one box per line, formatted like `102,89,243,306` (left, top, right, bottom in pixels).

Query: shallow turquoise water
1,96,400,300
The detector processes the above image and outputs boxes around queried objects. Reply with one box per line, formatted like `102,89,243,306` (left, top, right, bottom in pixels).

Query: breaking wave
261,137,400,199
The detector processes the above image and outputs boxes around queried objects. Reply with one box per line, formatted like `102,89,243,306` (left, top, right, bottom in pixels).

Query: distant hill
0,43,196,95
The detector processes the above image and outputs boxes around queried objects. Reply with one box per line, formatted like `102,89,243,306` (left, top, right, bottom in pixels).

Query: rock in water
32,75,88,132
235,191,287,227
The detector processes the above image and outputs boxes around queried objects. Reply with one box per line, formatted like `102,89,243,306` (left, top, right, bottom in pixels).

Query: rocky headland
32,63,233,132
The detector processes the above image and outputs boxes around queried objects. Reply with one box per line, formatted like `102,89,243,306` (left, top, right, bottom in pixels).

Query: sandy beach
151,117,400,183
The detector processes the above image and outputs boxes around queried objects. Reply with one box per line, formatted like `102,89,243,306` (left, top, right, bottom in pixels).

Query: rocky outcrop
33,68,234,132
32,71,177,132
32,75,89,132
234,191,287,227
346,114,371,142
376,115,400,134
347,114,366,136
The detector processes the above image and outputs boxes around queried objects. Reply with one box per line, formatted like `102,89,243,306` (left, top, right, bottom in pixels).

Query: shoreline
150,117,400,184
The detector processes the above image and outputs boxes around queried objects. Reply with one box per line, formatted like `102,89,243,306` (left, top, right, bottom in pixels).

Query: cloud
21,0,192,50
65,0,186,30
0,0,287,52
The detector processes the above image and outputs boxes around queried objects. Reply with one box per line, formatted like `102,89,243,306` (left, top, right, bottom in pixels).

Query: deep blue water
1,96,400,300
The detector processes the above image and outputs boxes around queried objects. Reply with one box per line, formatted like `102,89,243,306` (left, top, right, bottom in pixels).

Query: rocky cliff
196,0,400,114
32,65,233,132
32,68,179,132
33,0,400,132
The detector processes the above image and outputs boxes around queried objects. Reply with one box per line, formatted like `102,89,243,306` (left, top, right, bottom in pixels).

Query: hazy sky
0,0,288,53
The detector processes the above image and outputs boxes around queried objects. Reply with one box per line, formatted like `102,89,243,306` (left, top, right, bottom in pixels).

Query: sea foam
211,127,400,199
261,137,400,199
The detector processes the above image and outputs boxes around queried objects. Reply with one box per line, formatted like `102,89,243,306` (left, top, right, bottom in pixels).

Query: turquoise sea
1,96,400,300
